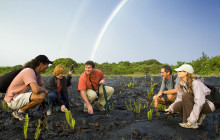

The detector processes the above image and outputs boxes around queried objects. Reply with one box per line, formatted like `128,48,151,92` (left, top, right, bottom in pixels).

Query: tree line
0,52,219,76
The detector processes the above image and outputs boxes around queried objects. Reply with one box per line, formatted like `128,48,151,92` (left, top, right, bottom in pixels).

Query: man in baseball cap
35,55,53,64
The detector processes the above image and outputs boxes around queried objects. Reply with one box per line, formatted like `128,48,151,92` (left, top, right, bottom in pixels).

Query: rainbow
89,0,128,61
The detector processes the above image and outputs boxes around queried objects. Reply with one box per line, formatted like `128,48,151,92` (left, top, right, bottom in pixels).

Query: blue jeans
45,92,58,111
45,92,70,111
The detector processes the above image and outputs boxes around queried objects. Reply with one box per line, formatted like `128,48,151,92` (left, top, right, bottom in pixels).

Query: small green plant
127,75,137,87
65,109,75,130
125,100,146,114
158,104,167,111
1,100,9,110
24,114,29,140
149,101,154,108
156,111,160,118
147,109,153,121
141,80,147,85
147,77,158,100
145,101,149,108
125,99,133,110
109,103,114,110
35,119,41,140
133,101,143,114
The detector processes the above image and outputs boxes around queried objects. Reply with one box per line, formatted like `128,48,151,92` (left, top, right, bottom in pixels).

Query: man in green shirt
153,65,180,108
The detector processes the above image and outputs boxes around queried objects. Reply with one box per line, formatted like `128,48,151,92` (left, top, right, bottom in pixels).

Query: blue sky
0,0,219,66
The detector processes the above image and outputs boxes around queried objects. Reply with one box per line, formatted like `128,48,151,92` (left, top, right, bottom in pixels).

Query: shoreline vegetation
0,52,219,77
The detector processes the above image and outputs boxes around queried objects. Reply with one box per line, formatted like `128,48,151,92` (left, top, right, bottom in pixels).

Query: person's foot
47,109,52,116
93,102,105,111
179,122,199,129
12,110,24,121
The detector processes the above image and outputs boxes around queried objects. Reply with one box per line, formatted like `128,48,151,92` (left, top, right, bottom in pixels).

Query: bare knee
167,95,176,102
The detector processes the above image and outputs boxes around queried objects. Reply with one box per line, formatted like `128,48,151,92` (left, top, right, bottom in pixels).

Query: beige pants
84,85,114,108
7,92,32,110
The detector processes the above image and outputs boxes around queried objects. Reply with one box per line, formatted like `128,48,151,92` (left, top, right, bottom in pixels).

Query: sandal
179,122,199,129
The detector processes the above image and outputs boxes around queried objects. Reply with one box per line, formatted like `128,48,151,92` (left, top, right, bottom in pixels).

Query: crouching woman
45,64,73,115
165,64,215,129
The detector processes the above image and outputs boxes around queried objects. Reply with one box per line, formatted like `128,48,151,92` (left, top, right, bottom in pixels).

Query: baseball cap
35,55,53,64
174,64,194,74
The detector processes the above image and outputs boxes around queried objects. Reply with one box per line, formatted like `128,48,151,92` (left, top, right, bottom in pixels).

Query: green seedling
147,77,158,100
149,101,154,108
24,114,29,140
35,119,41,140
65,109,75,130
109,103,114,110
156,111,160,118
127,75,138,87
125,99,133,110
158,104,167,111
133,101,143,114
1,100,9,110
146,102,149,108
147,109,153,121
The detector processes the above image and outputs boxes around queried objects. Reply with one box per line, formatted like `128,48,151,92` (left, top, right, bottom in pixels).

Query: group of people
154,64,215,129
4,55,114,121
3,55,215,129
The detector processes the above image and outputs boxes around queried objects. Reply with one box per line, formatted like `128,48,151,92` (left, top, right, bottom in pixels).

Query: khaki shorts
7,92,32,110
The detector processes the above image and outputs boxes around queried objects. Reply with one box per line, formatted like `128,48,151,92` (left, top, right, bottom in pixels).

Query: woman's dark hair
161,65,172,74
85,60,95,68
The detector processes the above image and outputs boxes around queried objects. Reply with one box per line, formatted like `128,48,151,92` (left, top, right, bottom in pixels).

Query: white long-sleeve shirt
168,79,215,124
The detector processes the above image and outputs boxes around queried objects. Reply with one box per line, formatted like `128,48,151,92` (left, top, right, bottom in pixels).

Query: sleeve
78,74,87,91
23,69,37,86
160,79,165,91
167,90,183,112
66,75,72,87
100,71,104,79
187,80,206,124
45,76,58,94
174,78,180,88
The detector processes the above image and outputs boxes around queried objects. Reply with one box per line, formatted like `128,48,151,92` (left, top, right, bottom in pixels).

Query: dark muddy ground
0,76,220,140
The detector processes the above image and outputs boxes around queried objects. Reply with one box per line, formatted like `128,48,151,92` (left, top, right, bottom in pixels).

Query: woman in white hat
165,64,215,129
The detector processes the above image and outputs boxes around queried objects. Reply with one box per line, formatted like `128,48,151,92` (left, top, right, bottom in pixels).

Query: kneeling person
78,61,114,114
45,65,73,115
153,65,180,108
4,55,52,121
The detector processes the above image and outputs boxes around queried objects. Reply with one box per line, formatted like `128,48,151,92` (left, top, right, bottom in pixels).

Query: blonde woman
45,65,73,115
165,64,215,129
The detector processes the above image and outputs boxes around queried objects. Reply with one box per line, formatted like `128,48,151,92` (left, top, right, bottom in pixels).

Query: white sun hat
174,64,194,74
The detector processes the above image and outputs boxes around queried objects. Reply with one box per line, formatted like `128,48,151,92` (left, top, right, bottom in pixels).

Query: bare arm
80,90,93,114
30,82,48,95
